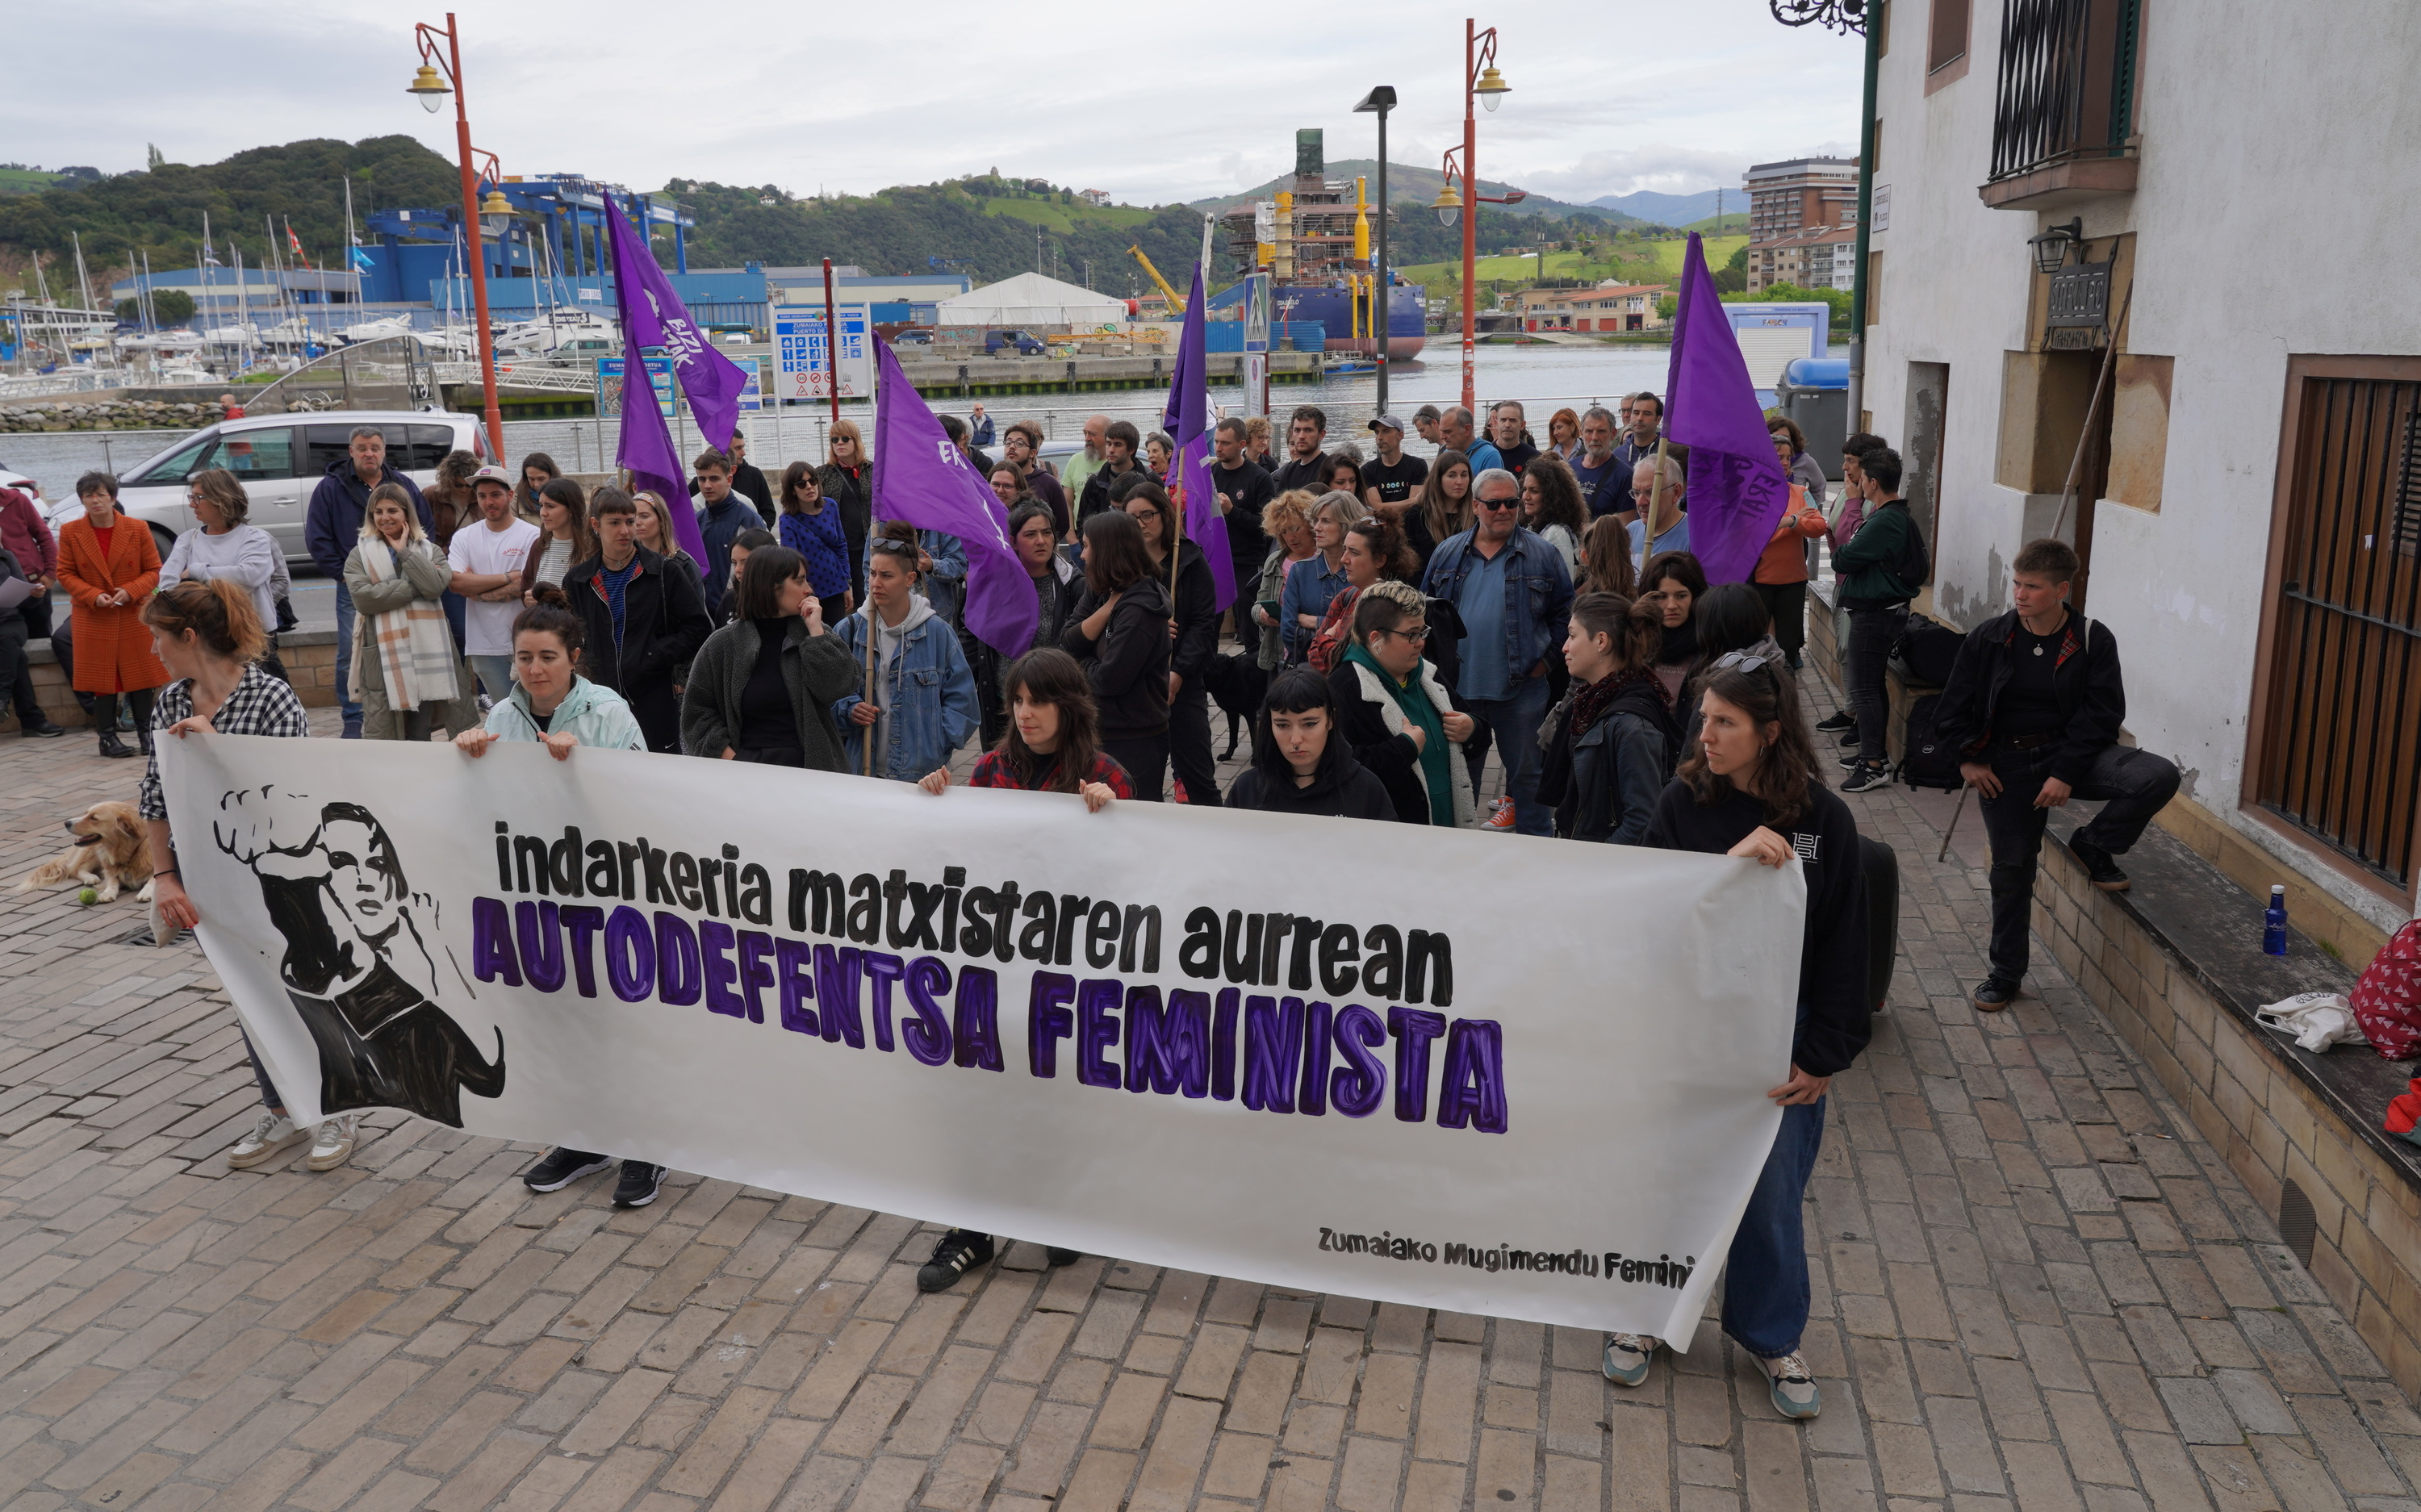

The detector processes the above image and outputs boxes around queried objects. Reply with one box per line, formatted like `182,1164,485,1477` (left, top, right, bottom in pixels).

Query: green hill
0,168,69,197
1189,160,1644,228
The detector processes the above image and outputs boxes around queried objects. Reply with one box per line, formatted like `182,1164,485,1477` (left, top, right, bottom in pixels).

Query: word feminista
470,827,1508,1133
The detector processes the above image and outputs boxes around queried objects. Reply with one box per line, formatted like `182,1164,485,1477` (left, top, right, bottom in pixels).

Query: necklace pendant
2033,645,2044,656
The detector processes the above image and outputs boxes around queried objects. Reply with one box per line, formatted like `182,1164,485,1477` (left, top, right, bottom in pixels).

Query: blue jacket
696,494,760,604
1277,551,1351,664
306,458,430,581
779,507,853,599
830,598,980,779
481,676,647,752
1420,526,1574,688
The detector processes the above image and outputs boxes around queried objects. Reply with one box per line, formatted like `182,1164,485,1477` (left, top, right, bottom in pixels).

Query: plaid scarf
353,540,459,712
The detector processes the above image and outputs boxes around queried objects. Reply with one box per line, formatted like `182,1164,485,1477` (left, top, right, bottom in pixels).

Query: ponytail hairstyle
1678,658,1821,825
1344,516,1417,580
995,647,1105,792
512,582,587,661
1568,590,1661,675
141,578,266,664
360,481,424,545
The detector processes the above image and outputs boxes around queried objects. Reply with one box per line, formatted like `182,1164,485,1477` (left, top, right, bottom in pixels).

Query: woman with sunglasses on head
1597,654,1866,1422
1327,581,1476,826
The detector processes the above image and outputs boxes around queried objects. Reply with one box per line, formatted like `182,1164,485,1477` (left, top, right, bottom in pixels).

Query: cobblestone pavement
3,684,2419,1512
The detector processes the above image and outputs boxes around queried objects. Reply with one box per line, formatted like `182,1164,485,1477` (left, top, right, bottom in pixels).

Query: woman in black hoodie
1599,654,1867,1422
1122,481,1221,805
1061,509,1172,799
1225,668,1396,818
1535,591,1679,843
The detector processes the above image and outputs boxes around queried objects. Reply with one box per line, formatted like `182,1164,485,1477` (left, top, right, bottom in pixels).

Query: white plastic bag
2255,992,2367,1053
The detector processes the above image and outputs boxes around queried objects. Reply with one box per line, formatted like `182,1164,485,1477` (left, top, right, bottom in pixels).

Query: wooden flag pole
862,338,882,777
2049,279,2133,543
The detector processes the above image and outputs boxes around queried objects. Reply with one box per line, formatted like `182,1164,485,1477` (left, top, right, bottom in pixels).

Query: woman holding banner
1603,654,1867,1421
1061,511,1172,800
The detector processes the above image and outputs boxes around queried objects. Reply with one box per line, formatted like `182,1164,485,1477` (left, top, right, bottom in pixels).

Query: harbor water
0,343,1842,501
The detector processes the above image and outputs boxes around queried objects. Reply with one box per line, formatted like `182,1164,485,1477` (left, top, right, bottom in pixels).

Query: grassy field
0,168,65,195
1393,234,1746,288
982,198,1160,235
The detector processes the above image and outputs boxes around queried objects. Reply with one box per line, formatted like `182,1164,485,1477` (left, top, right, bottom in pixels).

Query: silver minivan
41,410,489,569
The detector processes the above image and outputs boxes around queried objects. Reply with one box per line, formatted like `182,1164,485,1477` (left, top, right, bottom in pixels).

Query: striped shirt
137,662,312,821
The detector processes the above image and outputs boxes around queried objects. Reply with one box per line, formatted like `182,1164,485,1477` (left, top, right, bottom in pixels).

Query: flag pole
862,339,883,777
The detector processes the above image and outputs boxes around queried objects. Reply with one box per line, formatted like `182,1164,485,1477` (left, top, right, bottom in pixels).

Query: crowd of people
10,386,2181,1427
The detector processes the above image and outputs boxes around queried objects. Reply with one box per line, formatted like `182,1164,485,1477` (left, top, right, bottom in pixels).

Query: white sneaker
228,1112,303,1169
307,1113,361,1172
1603,1333,1660,1386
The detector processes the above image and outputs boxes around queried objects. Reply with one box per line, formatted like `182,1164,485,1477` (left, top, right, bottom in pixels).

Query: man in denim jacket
1420,468,1575,835
832,540,980,780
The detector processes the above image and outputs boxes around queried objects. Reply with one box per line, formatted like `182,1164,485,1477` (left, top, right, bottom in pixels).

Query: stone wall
0,630,341,730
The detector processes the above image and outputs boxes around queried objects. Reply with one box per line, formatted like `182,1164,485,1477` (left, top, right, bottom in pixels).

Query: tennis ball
77,888,98,906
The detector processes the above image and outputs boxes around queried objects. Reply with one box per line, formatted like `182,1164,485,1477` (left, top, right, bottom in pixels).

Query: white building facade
1860,0,2421,937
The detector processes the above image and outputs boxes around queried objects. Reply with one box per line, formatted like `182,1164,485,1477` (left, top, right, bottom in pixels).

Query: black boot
94,695,136,758
131,689,154,754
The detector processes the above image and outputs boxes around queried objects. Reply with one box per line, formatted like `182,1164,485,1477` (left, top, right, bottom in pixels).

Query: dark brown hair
514,452,560,512
1678,660,1820,825
737,545,807,620
589,485,637,519
778,461,825,513
1569,590,1660,673
1081,509,1152,595
692,448,731,475
1642,550,1707,600
536,477,594,565
2013,537,2080,584
1344,516,1417,581
513,582,586,657
995,647,1106,792
1521,453,1589,540
1581,515,1636,597
142,578,267,663
1418,448,1474,546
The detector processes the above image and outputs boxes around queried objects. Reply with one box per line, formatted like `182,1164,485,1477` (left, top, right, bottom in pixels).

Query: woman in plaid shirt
136,580,334,1172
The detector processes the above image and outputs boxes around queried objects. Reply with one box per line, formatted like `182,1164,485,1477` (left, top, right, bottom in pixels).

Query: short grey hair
1632,454,1684,492
1491,399,1524,417
1582,405,1618,429
1312,490,1370,528
348,425,384,444
1473,467,1520,499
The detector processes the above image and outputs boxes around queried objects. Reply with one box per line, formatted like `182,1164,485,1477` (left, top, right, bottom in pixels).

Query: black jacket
1932,608,2124,787
1538,678,1680,845
1645,779,1871,1077
1164,539,1219,685
306,458,431,581
1326,658,1435,825
1061,574,1172,737
1077,461,1145,526
562,545,713,704
817,462,873,595
1225,741,1395,819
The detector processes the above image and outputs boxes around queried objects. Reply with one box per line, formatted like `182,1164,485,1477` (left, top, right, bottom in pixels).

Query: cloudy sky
6,1,1860,205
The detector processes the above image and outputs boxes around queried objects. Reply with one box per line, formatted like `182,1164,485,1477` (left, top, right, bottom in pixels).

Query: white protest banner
161,736,1803,1342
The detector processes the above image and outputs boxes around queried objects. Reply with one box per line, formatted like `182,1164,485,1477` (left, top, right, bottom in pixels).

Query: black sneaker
21,720,64,738
1837,751,1863,771
1047,1247,1082,1268
1841,763,1893,794
522,1147,613,1192
2069,838,2130,892
1837,729,1861,749
612,1161,665,1207
1973,978,2019,1013
918,1230,997,1293
1816,709,1854,732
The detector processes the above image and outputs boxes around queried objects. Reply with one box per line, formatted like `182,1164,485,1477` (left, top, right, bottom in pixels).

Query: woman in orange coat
57,470,170,758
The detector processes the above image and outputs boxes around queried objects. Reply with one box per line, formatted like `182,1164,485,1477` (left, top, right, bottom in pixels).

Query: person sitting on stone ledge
1933,537,2181,1015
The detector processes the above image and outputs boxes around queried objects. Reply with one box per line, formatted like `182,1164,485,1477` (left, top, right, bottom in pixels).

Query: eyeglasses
1382,624,1432,643
1712,651,1775,673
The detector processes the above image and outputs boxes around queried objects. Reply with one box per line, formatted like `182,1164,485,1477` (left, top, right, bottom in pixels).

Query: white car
40,410,490,570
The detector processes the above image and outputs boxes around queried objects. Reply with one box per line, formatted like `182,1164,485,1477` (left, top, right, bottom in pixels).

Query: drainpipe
1847,10,1880,430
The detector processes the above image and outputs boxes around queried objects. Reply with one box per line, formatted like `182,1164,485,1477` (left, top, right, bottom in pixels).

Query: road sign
774,303,872,402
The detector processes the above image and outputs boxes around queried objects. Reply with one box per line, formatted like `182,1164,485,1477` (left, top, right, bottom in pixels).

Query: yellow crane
1127,244,1186,311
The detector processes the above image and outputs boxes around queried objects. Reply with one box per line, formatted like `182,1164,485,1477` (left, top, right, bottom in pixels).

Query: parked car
985,329,1047,357
39,410,488,570
891,328,935,346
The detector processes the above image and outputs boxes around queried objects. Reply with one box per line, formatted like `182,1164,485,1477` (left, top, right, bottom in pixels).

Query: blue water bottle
2262,885,2288,957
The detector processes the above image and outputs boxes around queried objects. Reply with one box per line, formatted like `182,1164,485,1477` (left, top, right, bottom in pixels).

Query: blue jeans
1461,674,1552,835
1721,1092,1825,1358
468,656,515,700
332,586,362,733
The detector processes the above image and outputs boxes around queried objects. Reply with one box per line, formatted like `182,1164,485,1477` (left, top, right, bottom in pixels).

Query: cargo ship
1213,129,1427,360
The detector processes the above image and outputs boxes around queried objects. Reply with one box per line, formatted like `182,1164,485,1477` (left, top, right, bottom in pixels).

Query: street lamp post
1353,86,1397,421
1432,21,1512,414
407,12,505,462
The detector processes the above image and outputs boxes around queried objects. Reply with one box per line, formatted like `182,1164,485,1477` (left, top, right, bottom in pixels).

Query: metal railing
433,360,597,394
1988,0,2139,182
242,336,438,416
2256,376,2421,888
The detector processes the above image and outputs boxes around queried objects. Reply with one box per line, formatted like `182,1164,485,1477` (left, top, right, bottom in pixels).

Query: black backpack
1890,614,1963,688
1896,691,1965,791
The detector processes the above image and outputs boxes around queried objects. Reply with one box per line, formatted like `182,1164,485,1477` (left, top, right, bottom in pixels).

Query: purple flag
1161,265,1234,608
1662,232,1791,586
604,194,746,565
870,336,1039,656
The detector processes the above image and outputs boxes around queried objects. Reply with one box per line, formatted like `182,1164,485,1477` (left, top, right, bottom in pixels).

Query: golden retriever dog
16,800,154,904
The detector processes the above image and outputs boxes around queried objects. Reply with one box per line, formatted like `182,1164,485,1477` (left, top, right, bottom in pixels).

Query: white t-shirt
449,517,541,654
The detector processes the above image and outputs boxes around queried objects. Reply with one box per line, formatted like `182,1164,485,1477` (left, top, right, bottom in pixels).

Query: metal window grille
2256,377,2421,887
1988,0,2140,182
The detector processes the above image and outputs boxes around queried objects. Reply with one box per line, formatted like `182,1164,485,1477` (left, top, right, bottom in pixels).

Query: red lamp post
1432,20,1514,414
407,14,506,462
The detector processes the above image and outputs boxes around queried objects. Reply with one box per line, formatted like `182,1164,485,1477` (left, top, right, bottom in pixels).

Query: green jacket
1832,498,1919,608
680,616,860,771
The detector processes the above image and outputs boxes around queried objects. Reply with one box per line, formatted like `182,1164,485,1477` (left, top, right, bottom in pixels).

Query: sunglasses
1712,651,1775,673
1476,498,1520,512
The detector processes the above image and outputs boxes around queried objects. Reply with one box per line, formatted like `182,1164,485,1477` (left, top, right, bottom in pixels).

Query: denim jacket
1419,526,1575,688
864,528,968,626
830,599,980,779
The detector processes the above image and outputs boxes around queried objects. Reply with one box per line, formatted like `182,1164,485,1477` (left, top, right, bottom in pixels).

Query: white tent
937,272,1127,329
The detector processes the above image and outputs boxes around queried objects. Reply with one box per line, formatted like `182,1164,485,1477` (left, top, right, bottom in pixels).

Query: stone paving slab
2,682,2417,1512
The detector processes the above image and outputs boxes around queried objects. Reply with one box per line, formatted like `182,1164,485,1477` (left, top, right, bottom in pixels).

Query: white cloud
0,0,1863,208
